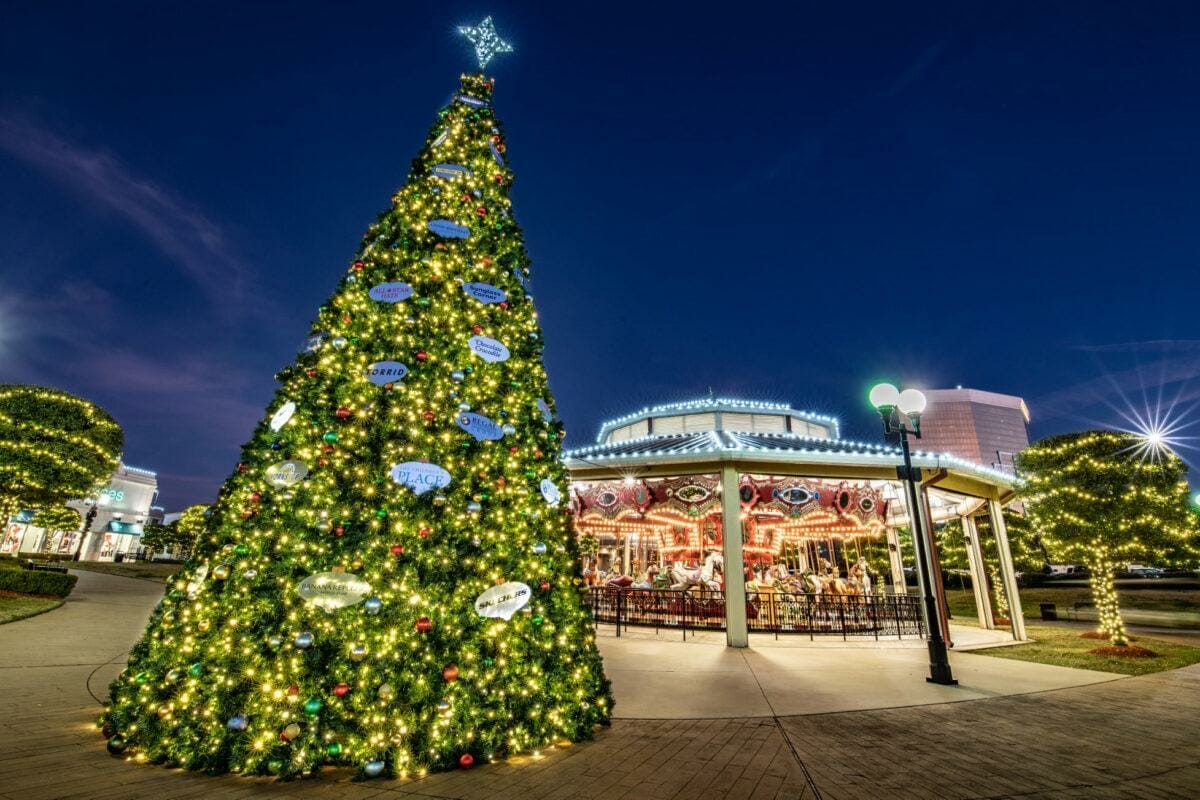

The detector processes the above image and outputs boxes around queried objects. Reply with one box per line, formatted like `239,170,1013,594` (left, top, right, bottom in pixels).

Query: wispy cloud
0,114,251,308
1070,339,1200,354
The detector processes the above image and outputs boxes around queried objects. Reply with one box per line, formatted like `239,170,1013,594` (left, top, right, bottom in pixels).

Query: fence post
838,600,847,642
894,596,903,640
616,589,622,638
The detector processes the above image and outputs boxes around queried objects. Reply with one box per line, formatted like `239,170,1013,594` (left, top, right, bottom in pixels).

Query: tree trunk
1086,549,1128,646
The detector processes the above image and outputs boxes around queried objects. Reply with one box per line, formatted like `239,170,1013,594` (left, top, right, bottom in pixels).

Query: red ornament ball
318,457,329,467
459,753,475,769
306,368,318,378
416,617,433,633
509,446,519,454
472,324,483,334
493,173,504,184
475,206,487,216
419,526,431,539
422,410,435,422
336,406,352,419
539,580,551,591
416,351,429,362
389,544,404,556
498,301,509,310
334,525,345,537
237,462,248,473
481,256,493,267
342,314,351,324
322,444,335,453
442,663,459,683
333,683,350,698
352,260,364,272
249,492,262,503
435,242,446,251
490,134,502,144
287,684,300,696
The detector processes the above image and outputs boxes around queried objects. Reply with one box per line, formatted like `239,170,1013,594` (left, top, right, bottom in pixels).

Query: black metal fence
587,587,925,640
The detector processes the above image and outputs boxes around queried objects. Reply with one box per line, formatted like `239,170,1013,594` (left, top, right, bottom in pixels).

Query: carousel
564,397,1025,646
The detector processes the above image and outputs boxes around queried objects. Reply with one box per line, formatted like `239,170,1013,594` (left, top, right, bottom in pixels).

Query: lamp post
869,383,957,685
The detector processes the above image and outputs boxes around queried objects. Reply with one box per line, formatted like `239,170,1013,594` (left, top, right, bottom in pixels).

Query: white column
720,464,748,648
988,499,1027,641
962,515,995,630
885,526,906,594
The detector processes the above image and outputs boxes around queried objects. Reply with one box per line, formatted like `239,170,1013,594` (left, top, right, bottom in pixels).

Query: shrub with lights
1016,431,1200,646
101,69,612,779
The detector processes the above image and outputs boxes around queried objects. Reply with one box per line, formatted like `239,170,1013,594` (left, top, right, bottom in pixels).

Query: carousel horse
668,551,723,590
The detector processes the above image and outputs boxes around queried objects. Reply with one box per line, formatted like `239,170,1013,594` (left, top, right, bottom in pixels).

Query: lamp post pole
870,383,957,685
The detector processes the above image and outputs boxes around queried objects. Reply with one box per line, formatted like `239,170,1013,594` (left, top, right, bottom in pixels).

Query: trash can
1039,602,1057,621
114,553,125,563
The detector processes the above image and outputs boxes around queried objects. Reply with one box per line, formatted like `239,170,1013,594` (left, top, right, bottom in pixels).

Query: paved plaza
1,570,1198,799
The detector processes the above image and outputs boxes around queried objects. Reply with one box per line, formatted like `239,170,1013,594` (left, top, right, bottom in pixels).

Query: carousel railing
586,586,926,641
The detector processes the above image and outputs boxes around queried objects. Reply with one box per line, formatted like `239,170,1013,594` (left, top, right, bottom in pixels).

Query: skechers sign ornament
368,282,412,303
457,94,489,108
366,361,408,386
474,581,531,620
266,460,308,488
297,572,372,611
428,219,470,239
269,401,296,432
540,478,562,507
457,412,504,441
468,335,509,363
463,282,506,304
389,462,452,495
431,164,471,180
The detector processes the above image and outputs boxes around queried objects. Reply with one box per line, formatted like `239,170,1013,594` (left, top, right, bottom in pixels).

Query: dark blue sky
2,1,1198,508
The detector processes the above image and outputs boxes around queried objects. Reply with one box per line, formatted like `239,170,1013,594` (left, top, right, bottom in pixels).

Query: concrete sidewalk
1,569,1197,799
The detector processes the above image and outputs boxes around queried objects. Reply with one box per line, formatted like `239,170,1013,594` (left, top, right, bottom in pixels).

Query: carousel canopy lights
596,396,840,444
458,16,513,69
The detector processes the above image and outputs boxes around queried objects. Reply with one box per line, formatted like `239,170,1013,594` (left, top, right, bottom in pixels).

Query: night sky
2,1,1198,509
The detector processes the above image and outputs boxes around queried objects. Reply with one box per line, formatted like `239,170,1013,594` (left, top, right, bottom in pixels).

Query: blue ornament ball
364,760,386,778
451,370,465,383
364,597,382,615
533,542,547,555
295,632,314,650
227,714,249,731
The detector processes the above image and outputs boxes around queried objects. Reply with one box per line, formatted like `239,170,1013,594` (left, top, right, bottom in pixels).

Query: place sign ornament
468,335,510,363
297,572,372,611
390,461,452,495
428,219,471,239
474,581,531,620
462,282,506,304
269,401,296,432
432,164,472,180
366,361,409,386
368,282,413,303
457,412,504,441
266,460,309,487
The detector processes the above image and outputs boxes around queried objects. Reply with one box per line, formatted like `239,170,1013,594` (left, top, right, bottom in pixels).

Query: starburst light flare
459,16,513,70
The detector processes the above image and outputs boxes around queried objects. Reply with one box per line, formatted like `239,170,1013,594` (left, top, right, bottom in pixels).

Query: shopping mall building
563,397,1026,646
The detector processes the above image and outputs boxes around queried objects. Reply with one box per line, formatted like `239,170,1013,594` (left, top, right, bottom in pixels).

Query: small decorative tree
1016,431,1200,646
171,505,209,559
0,385,123,524
139,523,173,557
33,506,82,554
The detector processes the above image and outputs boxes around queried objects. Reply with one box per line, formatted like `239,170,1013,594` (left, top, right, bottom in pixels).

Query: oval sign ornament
269,401,296,432
457,412,504,441
474,581,531,620
368,282,413,303
366,361,409,386
432,163,471,180
266,460,309,487
536,398,553,423
468,335,510,363
463,282,506,304
390,461,452,495
428,219,471,239
540,478,562,507
297,572,372,611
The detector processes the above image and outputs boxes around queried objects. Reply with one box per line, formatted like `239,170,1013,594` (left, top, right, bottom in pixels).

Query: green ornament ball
533,615,545,626
303,698,322,715
322,431,338,443
106,735,127,756
188,663,203,677
234,544,249,556
327,742,343,757
267,759,284,775
375,508,388,519
134,672,148,685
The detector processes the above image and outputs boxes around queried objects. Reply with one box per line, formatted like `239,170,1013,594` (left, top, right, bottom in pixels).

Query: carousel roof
563,429,1016,488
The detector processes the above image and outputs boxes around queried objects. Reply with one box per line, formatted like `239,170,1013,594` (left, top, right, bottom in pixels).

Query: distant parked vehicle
1126,567,1163,579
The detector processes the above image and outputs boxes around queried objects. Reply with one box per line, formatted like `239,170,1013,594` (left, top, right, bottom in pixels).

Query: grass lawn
944,586,1200,623
66,561,181,583
0,592,64,624
965,623,1200,676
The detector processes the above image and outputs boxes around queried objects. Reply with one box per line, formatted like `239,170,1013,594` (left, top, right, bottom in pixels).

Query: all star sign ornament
468,335,510,363
390,461,452,495
269,401,296,432
368,282,413,303
457,412,504,441
266,460,309,487
540,478,562,507
297,572,372,611
474,581,531,620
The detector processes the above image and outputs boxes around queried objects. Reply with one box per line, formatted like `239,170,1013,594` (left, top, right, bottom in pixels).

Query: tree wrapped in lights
1016,431,1200,645
0,385,123,525
102,72,611,779
33,506,82,553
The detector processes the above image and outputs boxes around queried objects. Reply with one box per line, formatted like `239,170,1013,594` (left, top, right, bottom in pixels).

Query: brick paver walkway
1,570,1197,799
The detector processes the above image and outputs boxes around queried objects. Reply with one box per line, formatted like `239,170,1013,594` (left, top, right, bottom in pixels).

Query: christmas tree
1016,430,1200,645
102,31,612,778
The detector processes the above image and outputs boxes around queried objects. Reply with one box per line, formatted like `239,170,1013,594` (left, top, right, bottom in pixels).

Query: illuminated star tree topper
458,15,513,70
